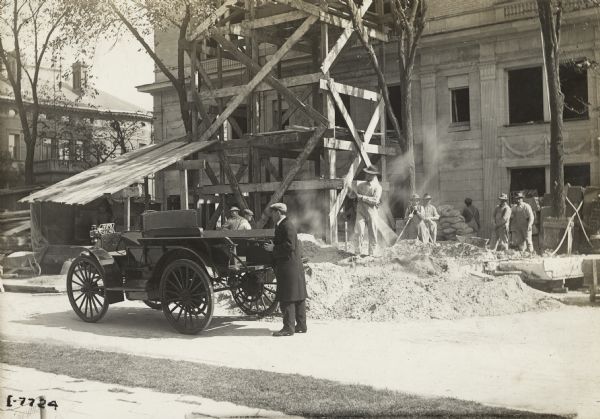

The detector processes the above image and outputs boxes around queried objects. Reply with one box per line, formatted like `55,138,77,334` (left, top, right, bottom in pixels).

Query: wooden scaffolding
177,0,395,243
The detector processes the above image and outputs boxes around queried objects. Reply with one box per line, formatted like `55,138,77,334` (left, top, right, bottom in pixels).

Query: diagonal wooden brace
256,126,328,228
329,99,383,227
191,15,318,147
327,78,372,167
212,33,329,127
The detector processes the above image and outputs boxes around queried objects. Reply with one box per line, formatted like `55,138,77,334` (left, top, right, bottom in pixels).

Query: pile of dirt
299,236,561,321
298,233,354,263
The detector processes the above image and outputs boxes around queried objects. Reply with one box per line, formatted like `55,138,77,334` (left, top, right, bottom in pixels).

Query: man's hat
230,206,240,212
411,193,420,200
270,203,287,213
242,208,254,216
498,193,508,200
423,193,432,200
515,192,525,199
363,165,380,175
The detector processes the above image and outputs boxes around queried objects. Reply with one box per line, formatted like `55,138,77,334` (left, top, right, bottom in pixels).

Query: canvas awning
20,136,218,205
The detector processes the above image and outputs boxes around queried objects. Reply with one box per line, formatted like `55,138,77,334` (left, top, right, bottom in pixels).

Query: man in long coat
263,203,307,337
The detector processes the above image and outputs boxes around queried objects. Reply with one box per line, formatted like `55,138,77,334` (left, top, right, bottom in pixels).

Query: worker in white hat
263,202,307,336
491,193,511,251
221,206,251,230
349,165,383,256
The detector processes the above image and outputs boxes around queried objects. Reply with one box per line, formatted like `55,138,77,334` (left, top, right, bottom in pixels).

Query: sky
90,33,155,112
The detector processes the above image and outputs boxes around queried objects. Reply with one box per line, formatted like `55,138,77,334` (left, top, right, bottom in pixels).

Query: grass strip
0,340,564,418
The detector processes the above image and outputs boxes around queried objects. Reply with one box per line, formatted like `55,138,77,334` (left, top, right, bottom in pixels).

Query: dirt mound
298,233,354,263
305,263,560,321
298,235,560,321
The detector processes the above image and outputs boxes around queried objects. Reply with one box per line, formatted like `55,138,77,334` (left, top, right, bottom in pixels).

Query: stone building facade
142,0,600,233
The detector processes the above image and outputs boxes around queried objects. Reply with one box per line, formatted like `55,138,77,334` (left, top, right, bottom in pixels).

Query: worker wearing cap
511,192,535,252
263,203,307,337
350,165,383,256
241,208,255,229
422,193,440,244
403,193,429,242
221,206,251,230
491,193,511,251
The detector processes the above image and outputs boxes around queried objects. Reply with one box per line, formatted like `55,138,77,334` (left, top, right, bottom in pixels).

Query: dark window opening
564,164,590,187
167,195,181,210
510,167,545,197
508,67,544,124
451,87,470,123
560,62,588,120
334,94,351,128
386,85,402,130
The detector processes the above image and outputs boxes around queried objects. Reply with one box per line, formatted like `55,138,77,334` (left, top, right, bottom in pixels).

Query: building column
420,72,439,199
480,61,500,237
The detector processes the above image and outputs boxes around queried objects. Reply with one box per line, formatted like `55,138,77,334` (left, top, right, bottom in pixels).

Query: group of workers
491,191,535,252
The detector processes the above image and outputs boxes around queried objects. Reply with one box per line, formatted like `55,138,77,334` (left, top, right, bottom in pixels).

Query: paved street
1,292,600,418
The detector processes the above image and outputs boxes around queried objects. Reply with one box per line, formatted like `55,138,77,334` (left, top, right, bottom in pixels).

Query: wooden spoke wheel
231,268,278,316
143,300,162,310
160,259,213,334
67,255,109,323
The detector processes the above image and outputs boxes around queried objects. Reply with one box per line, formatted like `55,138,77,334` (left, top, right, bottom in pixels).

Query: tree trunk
537,0,565,218
24,137,35,185
400,75,416,194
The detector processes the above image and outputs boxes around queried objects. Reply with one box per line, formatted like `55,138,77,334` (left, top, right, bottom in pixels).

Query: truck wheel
160,258,213,334
231,268,278,316
67,255,109,323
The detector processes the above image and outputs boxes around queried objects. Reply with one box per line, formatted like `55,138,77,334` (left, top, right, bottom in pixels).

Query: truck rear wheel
159,258,213,334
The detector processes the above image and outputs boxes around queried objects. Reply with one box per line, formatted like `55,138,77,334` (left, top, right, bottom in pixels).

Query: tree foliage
82,0,215,135
0,0,108,184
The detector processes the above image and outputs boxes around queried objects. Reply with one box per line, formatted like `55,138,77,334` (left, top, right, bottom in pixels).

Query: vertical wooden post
591,259,597,302
191,40,198,141
124,197,131,231
179,169,189,210
143,176,150,211
276,62,283,129
320,20,337,244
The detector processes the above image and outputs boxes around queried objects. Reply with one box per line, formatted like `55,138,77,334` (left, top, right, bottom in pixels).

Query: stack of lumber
437,205,474,241
0,210,31,253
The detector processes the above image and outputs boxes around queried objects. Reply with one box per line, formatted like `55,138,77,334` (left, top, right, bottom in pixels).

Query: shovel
394,216,413,245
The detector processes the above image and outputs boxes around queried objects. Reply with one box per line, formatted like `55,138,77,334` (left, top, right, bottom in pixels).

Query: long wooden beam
237,10,307,30
212,33,328,127
319,78,380,102
327,78,372,166
256,126,327,228
200,178,343,195
197,73,321,100
322,138,395,155
275,0,387,41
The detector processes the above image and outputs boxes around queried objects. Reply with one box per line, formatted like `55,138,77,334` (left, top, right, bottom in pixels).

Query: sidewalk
1,274,65,293
0,363,290,419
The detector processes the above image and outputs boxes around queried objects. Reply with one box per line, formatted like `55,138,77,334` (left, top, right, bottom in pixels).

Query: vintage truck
66,209,283,334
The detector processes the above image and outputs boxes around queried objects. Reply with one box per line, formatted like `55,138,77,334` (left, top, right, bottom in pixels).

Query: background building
141,0,599,236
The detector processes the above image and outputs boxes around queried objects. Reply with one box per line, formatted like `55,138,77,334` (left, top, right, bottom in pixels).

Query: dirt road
1,293,599,417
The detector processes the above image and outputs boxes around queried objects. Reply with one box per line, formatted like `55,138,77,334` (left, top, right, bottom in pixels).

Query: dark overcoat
272,217,307,302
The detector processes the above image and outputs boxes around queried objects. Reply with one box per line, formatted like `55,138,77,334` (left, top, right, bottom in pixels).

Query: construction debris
300,236,561,321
